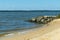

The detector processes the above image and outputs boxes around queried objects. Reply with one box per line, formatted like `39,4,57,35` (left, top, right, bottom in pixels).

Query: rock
35,16,44,23
31,18,36,22
27,16,56,24
27,18,36,22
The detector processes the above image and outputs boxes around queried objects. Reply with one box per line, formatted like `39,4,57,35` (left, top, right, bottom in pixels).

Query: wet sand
0,19,60,40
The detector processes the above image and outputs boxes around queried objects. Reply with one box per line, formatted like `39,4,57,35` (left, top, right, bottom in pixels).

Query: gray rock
27,16,56,24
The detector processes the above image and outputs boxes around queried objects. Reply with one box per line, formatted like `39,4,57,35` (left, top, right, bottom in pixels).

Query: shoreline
0,19,60,40
0,24,44,37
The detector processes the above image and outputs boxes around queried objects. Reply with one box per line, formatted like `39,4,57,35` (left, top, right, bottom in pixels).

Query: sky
0,0,60,10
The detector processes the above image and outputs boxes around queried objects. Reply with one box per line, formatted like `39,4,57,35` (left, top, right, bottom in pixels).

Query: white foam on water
4,33,14,37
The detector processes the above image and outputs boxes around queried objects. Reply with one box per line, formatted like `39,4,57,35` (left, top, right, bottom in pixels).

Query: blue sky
0,0,60,10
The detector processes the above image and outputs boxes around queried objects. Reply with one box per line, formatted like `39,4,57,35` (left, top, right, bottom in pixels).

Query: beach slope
0,19,60,40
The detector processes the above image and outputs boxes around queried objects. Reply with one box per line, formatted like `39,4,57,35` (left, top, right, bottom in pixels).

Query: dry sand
0,19,60,40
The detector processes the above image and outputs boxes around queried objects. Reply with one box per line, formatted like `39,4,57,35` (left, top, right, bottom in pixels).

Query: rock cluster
28,16,56,24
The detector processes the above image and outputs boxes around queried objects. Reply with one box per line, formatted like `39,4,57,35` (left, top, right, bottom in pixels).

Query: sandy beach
0,19,60,40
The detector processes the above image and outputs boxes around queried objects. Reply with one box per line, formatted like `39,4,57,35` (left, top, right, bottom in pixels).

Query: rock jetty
28,16,56,24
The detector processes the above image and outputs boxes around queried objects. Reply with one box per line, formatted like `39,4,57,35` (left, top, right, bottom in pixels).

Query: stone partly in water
31,18,36,22
28,16,56,24
27,18,36,22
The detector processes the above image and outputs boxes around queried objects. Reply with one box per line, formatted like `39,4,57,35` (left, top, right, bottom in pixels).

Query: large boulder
35,16,44,23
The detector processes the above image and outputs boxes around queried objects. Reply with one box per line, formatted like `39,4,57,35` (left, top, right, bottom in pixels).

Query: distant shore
0,10,60,12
